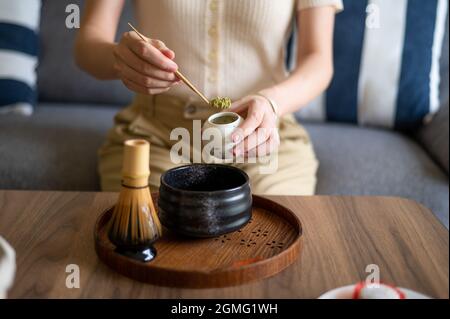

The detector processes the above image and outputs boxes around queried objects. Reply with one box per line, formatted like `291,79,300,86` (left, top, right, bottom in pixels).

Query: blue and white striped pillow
0,0,41,115
297,0,448,130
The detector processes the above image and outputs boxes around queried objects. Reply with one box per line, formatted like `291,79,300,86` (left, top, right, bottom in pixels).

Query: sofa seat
0,103,448,228
306,122,449,228
0,104,118,191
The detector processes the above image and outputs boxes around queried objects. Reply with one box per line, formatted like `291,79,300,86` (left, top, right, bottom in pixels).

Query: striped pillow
0,0,41,115
297,0,448,130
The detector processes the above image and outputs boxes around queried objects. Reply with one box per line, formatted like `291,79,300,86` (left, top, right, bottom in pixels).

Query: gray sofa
0,1,448,228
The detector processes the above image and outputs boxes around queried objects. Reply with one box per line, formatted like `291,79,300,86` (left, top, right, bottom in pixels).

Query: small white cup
202,112,243,160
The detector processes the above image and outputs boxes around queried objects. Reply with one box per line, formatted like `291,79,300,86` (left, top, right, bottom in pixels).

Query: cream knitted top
135,0,343,102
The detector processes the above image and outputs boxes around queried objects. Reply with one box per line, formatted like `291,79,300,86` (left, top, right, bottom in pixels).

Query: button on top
208,50,217,59
208,61,218,70
206,0,219,89
209,1,218,12
208,50,218,64
208,25,218,37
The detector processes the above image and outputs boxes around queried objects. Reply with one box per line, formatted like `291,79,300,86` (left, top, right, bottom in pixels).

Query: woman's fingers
122,78,171,95
114,55,178,88
232,101,263,143
236,129,280,158
115,32,180,95
150,39,176,60
114,45,177,82
229,94,280,157
234,124,276,156
124,32,178,72
254,132,280,157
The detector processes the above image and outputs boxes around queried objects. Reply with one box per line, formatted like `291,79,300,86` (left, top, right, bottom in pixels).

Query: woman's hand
113,31,180,95
229,94,280,158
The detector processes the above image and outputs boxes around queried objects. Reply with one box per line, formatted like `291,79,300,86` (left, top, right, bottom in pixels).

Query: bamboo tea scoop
108,139,162,262
128,23,210,105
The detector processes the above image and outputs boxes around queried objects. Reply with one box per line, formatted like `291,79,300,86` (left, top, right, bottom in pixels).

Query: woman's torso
134,0,296,102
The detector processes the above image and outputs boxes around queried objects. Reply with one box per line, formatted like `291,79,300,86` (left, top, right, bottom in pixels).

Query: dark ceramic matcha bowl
158,164,252,238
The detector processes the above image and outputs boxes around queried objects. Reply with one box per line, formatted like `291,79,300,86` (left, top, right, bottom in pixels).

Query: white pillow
296,0,448,130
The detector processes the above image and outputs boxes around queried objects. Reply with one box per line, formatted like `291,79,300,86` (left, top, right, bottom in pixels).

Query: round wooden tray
94,193,303,288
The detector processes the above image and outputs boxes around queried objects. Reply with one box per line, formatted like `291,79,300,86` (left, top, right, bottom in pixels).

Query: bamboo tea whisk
108,139,162,261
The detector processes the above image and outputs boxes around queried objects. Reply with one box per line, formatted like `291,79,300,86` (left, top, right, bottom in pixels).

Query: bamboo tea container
108,139,162,261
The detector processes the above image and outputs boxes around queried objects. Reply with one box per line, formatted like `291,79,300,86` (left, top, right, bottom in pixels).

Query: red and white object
319,282,430,299
352,282,405,299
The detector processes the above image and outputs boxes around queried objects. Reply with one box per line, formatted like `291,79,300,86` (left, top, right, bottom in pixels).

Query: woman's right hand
113,31,180,95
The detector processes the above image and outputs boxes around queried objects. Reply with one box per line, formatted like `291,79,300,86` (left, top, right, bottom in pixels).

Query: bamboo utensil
108,139,162,262
127,23,210,105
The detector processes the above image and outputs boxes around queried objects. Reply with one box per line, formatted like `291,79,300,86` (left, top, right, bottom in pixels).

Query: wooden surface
95,195,302,288
0,190,448,298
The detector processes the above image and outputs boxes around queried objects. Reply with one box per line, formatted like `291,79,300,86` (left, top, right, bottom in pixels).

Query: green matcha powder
211,97,232,109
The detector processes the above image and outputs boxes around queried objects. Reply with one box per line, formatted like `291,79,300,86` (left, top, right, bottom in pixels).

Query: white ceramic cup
202,112,243,160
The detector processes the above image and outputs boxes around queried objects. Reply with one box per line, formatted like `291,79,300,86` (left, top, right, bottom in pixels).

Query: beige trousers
98,94,319,195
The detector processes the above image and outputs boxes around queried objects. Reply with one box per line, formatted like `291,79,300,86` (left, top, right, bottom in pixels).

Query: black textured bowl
158,164,252,238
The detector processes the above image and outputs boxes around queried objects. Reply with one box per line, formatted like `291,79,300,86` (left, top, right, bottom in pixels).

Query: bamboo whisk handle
122,139,150,188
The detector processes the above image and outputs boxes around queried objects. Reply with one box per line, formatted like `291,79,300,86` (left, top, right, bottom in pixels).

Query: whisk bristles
108,186,162,249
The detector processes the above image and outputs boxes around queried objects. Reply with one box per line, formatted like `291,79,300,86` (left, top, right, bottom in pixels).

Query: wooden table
0,190,448,298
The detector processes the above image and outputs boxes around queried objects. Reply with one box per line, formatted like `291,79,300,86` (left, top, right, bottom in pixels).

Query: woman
75,0,343,194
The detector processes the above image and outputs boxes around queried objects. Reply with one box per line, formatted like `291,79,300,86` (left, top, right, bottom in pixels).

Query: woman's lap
98,109,318,195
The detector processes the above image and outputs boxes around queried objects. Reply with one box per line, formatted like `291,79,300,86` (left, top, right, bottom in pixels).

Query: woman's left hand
229,94,280,158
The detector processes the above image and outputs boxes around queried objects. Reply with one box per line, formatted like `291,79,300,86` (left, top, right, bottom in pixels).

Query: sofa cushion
37,0,133,106
0,103,118,191
297,0,449,131
304,121,449,228
439,14,449,105
416,100,449,174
